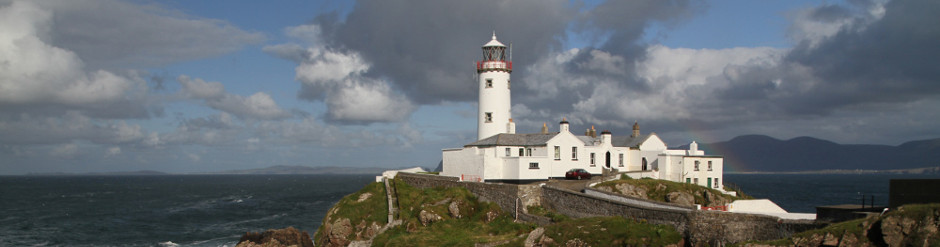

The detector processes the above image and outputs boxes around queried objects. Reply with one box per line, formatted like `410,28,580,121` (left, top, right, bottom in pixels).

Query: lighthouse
476,32,514,140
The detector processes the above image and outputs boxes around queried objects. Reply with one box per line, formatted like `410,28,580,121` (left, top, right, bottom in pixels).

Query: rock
524,227,545,247
419,210,442,226
356,192,372,202
822,232,839,246
655,183,667,191
538,235,556,246
484,210,500,223
614,183,649,200
406,221,418,233
565,238,588,247
665,192,694,206
324,218,352,247
449,200,461,219
880,214,917,246
236,226,314,247
702,190,731,207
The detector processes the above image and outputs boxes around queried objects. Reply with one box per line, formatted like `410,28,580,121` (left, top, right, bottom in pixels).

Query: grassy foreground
365,178,683,246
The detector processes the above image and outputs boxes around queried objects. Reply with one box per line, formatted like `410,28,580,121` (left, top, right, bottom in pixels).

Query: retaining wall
395,173,541,216
397,173,823,244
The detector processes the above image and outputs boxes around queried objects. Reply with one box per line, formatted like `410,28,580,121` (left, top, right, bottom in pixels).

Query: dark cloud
718,0,940,117
316,0,574,104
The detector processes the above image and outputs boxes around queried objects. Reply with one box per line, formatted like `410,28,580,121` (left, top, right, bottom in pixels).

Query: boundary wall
396,173,823,245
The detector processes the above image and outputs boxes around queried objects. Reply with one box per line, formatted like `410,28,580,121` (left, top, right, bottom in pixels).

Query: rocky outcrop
746,204,940,247
236,227,314,247
596,182,649,200
703,190,731,207
666,191,694,206
418,209,442,226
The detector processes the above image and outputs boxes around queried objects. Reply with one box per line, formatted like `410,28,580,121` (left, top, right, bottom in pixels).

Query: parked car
565,168,592,180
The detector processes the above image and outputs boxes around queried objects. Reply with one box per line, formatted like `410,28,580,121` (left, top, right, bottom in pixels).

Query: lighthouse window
485,112,492,123
507,79,511,89
485,79,493,88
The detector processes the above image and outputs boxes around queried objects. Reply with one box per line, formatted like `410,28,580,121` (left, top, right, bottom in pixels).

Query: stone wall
397,173,822,244
540,185,692,232
687,211,822,245
584,187,694,212
395,173,540,216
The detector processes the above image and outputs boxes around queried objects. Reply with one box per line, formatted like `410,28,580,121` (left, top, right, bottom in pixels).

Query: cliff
314,177,683,246
740,203,940,247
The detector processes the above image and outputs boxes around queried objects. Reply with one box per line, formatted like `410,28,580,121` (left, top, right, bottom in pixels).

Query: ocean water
3,173,939,246
724,173,940,213
0,174,375,247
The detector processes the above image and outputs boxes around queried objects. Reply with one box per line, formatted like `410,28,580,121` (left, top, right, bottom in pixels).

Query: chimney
589,125,597,138
541,123,548,134
559,118,569,133
507,118,516,134
601,130,612,144
631,121,640,138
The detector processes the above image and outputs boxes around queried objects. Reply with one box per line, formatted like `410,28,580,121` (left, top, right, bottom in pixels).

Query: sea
1,173,938,246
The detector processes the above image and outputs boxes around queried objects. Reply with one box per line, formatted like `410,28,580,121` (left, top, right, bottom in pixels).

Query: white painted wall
477,68,511,140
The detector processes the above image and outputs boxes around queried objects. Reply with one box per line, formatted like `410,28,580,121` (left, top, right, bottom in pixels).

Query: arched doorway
641,157,648,171
605,152,611,168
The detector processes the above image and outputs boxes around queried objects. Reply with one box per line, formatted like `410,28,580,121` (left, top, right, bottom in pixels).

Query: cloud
265,24,415,123
0,1,150,118
32,0,264,69
177,75,291,120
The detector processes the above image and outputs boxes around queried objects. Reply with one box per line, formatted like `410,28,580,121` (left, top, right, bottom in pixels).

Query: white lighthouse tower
477,32,514,140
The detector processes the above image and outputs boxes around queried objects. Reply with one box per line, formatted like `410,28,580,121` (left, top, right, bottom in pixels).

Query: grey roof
465,133,559,147
611,134,651,148
576,134,650,148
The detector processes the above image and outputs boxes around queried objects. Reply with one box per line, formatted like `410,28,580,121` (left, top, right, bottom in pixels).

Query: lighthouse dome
483,32,506,47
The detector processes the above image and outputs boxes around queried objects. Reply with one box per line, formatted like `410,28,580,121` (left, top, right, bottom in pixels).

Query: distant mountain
677,135,940,172
26,170,170,176
208,165,396,175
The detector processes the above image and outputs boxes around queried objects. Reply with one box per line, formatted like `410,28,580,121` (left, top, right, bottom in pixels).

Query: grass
527,205,571,223
541,216,682,246
314,181,388,244
371,178,535,246
594,177,749,205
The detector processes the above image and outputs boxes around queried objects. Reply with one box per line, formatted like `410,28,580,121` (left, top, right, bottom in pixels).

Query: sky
1,0,938,174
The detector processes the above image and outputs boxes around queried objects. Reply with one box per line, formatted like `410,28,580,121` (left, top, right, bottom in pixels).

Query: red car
565,168,592,180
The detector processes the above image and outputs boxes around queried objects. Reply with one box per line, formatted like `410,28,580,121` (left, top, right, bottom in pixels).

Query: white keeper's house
441,33,724,188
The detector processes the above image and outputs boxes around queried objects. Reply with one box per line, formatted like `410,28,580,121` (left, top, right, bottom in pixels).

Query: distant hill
677,135,940,172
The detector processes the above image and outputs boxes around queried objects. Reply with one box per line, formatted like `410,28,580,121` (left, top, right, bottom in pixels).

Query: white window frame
554,146,560,160
571,147,578,160
529,162,539,169
618,153,624,167
590,153,596,167
485,112,492,123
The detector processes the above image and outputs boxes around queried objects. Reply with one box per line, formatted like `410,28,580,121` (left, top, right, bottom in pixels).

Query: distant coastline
726,166,940,175
21,165,423,176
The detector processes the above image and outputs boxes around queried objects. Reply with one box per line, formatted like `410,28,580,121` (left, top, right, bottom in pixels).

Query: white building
441,34,724,188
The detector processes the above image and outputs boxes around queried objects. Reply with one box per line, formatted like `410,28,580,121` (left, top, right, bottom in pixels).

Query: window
554,146,560,160
485,79,493,88
507,79,511,89
529,162,539,169
618,153,624,167
505,148,511,157
694,161,700,171
708,161,713,171
694,178,699,185
714,178,720,188
485,112,492,123
526,148,532,156
571,147,578,160
519,148,524,156
590,153,596,167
